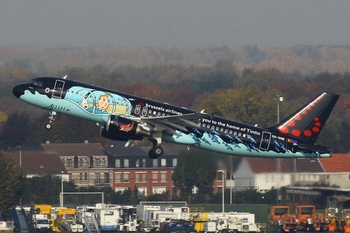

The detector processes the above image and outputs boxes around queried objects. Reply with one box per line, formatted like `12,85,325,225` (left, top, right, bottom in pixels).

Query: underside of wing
120,112,208,135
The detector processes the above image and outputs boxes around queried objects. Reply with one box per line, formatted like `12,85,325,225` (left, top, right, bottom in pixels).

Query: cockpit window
30,80,44,87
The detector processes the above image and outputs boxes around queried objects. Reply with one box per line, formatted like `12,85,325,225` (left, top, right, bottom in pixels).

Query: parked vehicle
268,206,297,233
295,205,328,232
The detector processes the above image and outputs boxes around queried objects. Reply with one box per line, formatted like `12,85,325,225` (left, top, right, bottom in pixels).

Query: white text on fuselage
145,103,183,115
202,119,261,136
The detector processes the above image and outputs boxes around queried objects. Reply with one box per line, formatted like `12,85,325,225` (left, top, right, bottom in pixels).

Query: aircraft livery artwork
13,76,339,159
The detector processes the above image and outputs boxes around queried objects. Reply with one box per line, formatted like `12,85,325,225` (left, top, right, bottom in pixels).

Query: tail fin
270,92,339,144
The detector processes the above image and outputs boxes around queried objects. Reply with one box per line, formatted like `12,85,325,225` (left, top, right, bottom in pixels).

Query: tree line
2,45,350,74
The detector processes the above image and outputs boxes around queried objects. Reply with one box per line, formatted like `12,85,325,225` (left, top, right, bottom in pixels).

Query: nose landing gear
45,111,56,130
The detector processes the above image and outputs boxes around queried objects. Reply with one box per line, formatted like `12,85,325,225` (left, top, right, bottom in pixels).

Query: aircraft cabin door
52,80,65,99
259,131,271,150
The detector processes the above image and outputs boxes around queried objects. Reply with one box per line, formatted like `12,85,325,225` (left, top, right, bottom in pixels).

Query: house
233,157,327,193
4,149,68,179
319,153,350,189
7,142,230,198
102,145,180,196
234,154,350,208
233,158,291,193
41,142,111,188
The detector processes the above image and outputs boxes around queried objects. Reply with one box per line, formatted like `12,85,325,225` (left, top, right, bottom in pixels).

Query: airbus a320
12,76,339,159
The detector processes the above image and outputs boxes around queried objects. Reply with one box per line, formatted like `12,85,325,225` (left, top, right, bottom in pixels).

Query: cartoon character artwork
87,93,109,114
64,86,132,115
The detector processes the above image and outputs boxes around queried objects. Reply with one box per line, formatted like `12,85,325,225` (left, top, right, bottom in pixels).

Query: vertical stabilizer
270,92,339,144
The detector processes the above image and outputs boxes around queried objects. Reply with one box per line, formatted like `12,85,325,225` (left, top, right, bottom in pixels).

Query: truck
32,214,51,233
268,206,297,233
56,208,83,233
295,205,328,232
95,208,120,232
30,205,52,233
216,216,243,233
198,214,262,233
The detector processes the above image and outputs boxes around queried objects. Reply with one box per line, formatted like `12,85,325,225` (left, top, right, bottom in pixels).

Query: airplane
12,76,339,159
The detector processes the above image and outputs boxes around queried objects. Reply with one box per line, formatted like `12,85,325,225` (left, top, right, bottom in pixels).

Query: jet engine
100,115,150,141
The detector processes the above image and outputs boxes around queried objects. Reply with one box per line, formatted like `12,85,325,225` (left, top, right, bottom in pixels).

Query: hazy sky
1,0,349,49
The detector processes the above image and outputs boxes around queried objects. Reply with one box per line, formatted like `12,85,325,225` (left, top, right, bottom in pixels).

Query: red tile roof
319,153,350,172
245,158,289,173
244,157,324,173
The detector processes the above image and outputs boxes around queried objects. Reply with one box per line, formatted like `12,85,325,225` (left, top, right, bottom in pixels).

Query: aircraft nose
12,84,26,98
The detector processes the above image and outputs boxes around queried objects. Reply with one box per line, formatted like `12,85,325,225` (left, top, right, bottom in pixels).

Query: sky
0,0,349,49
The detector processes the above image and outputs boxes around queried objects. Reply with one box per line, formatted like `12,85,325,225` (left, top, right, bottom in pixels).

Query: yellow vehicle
33,205,52,215
325,207,340,232
341,209,350,233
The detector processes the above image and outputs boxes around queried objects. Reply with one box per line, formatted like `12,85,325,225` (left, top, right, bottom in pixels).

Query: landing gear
148,132,164,159
148,145,164,159
45,111,56,130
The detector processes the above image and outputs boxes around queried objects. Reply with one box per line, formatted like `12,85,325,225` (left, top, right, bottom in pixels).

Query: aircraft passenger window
157,112,161,116
216,127,219,131
238,132,241,136
211,126,215,129
229,130,233,134
234,131,237,135
224,129,228,133
148,110,152,114
220,128,224,132
207,125,210,128
202,123,206,127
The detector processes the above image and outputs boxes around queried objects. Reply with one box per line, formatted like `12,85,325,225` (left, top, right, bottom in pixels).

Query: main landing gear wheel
148,145,164,159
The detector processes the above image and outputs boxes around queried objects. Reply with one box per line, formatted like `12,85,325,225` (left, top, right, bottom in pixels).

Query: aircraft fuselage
13,77,339,159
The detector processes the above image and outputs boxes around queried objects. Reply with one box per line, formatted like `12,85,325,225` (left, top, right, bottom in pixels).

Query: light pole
274,94,283,205
222,171,225,213
274,94,283,124
60,171,64,207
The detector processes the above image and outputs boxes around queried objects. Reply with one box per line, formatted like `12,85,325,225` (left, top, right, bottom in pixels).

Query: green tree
0,152,21,216
201,85,292,128
172,148,217,203
0,111,31,148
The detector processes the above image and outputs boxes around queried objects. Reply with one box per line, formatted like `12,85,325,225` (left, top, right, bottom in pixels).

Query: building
41,142,111,188
233,158,291,193
102,145,180,196
319,153,350,189
6,142,241,198
4,149,68,179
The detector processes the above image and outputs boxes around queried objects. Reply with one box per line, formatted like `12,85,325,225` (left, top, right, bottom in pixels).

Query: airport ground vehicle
325,207,340,232
56,208,83,233
30,205,52,233
295,205,328,232
341,209,350,233
268,206,297,233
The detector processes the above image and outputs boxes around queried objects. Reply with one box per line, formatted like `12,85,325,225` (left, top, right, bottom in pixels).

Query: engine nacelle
101,115,150,141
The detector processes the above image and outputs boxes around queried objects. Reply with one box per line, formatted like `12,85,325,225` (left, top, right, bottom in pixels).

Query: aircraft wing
119,112,208,135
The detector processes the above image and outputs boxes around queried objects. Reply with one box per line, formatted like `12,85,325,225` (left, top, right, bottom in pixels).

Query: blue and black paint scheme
13,76,339,159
